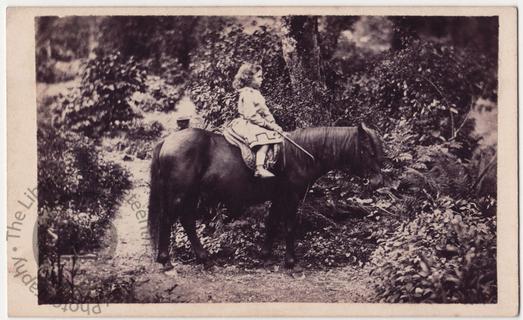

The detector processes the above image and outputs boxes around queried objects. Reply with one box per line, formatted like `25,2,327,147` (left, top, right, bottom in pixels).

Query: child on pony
228,62,283,178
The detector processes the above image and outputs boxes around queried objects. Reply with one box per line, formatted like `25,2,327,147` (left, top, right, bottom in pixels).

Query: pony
148,123,385,270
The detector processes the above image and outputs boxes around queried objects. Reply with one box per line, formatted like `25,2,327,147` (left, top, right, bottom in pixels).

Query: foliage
36,17,93,61
57,51,147,137
36,17,94,82
114,120,165,160
38,256,136,304
126,120,164,142
370,196,496,303
36,58,59,83
38,123,131,253
169,208,378,269
170,171,385,269
38,123,131,302
400,142,471,197
367,117,497,303
132,75,184,113
171,205,266,265
469,144,497,197
97,16,198,72
337,39,495,144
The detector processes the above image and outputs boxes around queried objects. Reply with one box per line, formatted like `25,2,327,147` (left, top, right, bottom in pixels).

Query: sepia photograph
6,6,518,317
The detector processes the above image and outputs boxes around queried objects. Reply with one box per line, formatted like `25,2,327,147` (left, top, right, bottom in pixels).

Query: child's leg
255,145,269,167
254,145,275,178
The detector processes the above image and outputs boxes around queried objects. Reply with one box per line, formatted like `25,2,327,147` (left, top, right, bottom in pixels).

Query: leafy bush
366,110,497,304
38,125,131,254
58,51,147,137
38,123,131,302
399,142,471,197
111,120,165,160
170,206,266,265
370,196,496,303
338,39,495,142
383,118,479,202
469,144,497,197
132,75,184,113
126,120,164,142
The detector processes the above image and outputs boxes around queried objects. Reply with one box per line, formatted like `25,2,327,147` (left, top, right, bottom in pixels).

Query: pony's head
356,123,385,188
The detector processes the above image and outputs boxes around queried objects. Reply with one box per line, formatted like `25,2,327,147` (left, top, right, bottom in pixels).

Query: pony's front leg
261,201,282,259
283,198,299,269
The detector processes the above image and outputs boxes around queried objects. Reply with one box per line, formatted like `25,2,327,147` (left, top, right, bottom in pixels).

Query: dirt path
80,142,376,303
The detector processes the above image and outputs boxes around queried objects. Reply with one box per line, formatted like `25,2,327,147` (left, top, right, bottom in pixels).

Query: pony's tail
148,140,165,255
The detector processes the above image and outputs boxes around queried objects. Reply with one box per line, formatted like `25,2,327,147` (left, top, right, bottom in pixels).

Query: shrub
59,51,147,137
337,39,496,141
38,124,130,257
133,75,184,113
126,120,164,142
369,110,497,304
384,120,476,200
38,123,131,302
38,123,131,215
370,196,496,303
169,172,383,269
399,142,471,197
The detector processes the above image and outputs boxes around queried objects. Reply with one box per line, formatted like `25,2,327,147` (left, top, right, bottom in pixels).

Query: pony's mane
365,127,385,161
285,127,360,169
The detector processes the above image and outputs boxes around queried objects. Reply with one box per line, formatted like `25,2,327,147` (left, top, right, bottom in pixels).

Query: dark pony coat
148,125,384,269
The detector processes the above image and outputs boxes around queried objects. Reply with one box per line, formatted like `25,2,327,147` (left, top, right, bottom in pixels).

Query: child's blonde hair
232,62,262,90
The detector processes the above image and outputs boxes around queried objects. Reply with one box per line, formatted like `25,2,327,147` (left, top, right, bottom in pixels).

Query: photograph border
6,6,518,317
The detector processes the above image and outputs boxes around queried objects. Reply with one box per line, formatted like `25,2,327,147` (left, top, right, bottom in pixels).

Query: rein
281,134,315,161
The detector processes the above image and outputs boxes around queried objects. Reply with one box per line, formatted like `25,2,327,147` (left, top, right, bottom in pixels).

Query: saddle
223,126,281,171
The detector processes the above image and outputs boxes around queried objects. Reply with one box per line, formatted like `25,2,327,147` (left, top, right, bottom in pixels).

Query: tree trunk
280,16,327,127
318,16,358,61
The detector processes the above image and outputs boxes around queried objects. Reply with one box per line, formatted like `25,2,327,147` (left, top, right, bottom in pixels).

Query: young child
228,63,283,178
